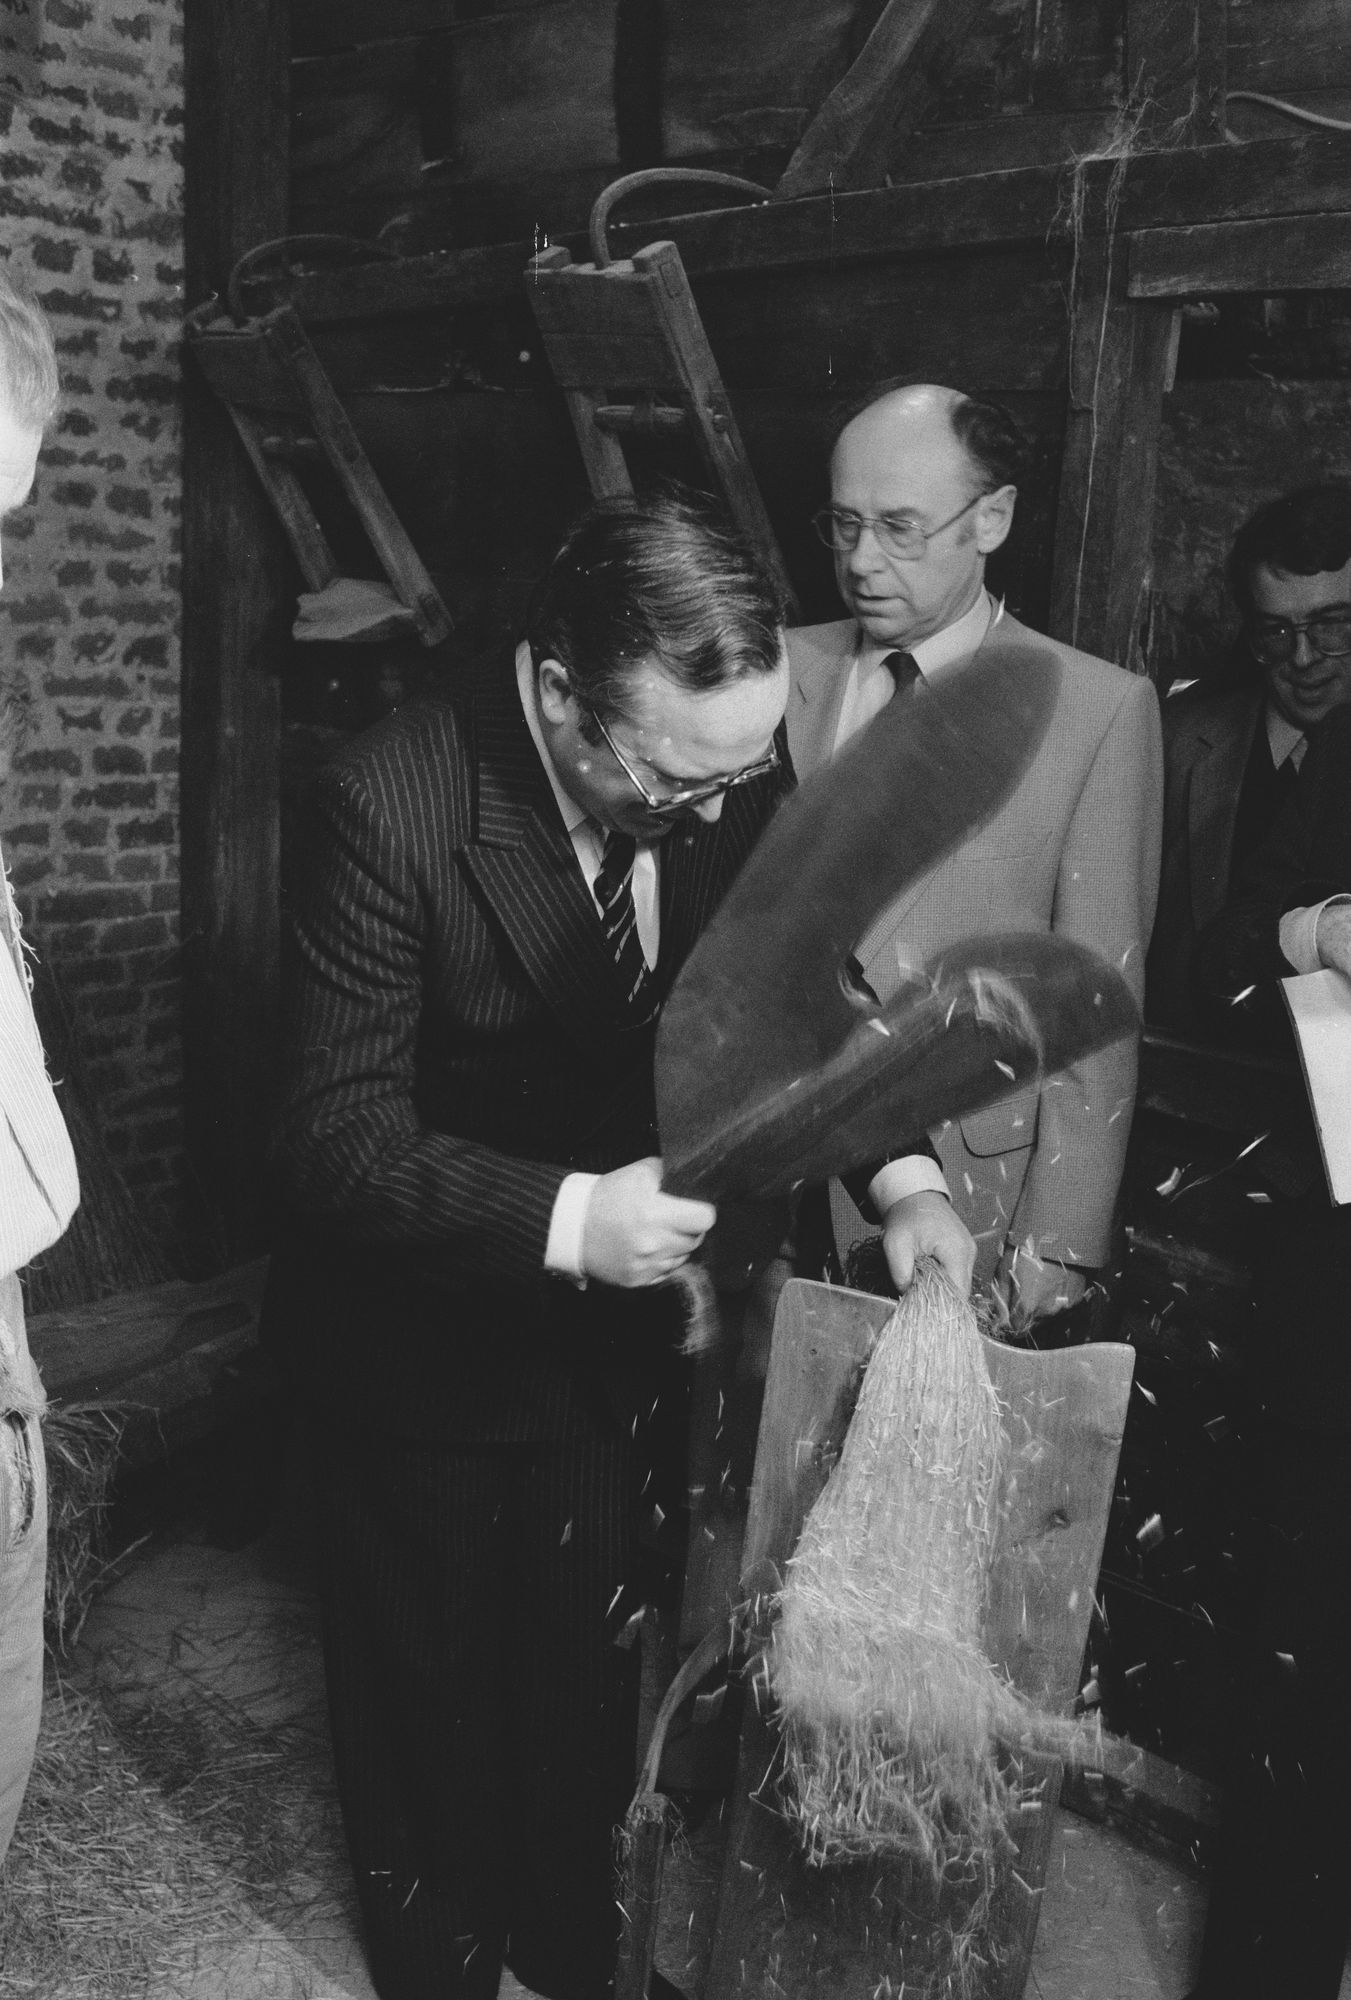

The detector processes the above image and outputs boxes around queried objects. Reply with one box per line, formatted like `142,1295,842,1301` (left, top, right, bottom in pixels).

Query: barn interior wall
0,0,186,1251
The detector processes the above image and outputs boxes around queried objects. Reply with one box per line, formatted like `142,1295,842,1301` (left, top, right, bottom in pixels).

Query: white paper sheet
1280,968,1351,1206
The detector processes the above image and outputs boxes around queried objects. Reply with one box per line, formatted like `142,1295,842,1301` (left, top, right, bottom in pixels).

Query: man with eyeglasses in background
1148,482,1351,1035
787,380,1161,1330
267,492,971,2000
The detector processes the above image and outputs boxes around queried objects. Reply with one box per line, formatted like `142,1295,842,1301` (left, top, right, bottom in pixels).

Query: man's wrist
544,1171,599,1285
869,1155,949,1216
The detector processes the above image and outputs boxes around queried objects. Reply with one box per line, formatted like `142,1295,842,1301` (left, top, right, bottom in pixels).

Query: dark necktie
593,828,655,1018
881,650,922,698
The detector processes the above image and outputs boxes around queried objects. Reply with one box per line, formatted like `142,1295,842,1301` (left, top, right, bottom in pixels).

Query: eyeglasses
812,493,988,562
1247,611,1351,667
586,702,780,819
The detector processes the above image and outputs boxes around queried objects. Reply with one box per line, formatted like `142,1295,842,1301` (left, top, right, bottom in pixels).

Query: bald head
826,382,1020,649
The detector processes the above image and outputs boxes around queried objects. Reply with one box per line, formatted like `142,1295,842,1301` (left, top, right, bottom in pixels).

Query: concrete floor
26,1483,1233,2000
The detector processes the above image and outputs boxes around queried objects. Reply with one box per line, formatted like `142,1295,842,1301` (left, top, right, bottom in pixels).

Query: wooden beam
1062,1736,1222,1849
1131,210,1351,295
281,132,1351,326
1048,171,1179,670
29,1262,268,1466
774,0,988,199
181,0,291,1260
1125,0,1227,143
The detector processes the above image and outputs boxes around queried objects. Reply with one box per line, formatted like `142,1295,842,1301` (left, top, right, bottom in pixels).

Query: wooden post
181,0,291,1259
1048,162,1180,674
1125,0,1227,144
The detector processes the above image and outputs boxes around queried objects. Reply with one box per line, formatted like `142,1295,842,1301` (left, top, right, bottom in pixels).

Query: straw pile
769,1263,1064,1886
0,1670,349,1998
42,1401,131,1654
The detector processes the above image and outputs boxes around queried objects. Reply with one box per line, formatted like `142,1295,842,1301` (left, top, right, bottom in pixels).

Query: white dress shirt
832,592,1000,754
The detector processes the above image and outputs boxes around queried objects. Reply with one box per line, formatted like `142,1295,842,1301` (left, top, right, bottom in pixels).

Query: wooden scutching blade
657,635,1062,1187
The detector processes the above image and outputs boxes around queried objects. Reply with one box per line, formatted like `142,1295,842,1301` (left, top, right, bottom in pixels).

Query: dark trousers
1195,1418,1351,1999
309,1397,650,2000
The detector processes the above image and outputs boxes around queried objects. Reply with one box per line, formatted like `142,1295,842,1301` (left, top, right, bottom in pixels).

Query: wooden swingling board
703,1279,1134,2000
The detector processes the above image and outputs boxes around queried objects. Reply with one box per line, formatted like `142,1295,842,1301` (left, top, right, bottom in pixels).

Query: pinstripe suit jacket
269,653,790,1440
786,611,1163,1283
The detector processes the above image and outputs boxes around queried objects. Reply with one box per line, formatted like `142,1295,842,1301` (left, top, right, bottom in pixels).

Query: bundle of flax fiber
770,1262,1070,1891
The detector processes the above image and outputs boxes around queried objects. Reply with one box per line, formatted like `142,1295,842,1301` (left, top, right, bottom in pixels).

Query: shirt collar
1265,704,1306,771
856,590,1000,682
515,639,592,836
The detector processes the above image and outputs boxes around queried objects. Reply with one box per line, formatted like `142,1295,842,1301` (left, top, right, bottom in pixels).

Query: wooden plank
1125,0,1227,143
742,1282,1133,1710
658,0,853,163
988,1750,1064,2000
694,247,1071,397
181,0,290,1259
227,410,340,593
1227,0,1351,93
262,307,452,644
1049,168,1179,668
631,243,799,613
706,1279,1134,1998
774,0,989,199
1131,210,1351,296
30,1263,269,1468
291,1,554,59
1062,1736,1222,1843
283,132,1351,325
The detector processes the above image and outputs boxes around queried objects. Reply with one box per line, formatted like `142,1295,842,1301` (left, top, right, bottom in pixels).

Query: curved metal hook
588,167,772,269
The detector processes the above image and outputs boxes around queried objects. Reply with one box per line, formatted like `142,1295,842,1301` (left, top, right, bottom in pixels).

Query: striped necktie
593,828,656,1019
882,649,922,697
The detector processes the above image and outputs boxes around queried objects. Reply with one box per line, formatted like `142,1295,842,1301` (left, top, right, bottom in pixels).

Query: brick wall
1,0,185,1246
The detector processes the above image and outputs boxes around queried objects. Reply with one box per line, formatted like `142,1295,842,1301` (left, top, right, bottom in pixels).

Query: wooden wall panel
292,1,621,243
659,0,856,161
1228,0,1351,90
182,0,291,1259
691,247,1071,400
292,0,563,61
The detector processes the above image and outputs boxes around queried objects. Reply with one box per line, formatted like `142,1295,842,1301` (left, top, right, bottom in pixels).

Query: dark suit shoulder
1159,681,1261,752
311,656,521,853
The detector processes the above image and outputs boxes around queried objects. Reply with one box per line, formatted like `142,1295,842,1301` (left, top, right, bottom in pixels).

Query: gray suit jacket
786,610,1163,1283
1145,685,1263,1033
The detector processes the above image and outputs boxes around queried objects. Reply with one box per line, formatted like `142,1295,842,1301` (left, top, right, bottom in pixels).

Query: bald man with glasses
788,381,1162,1328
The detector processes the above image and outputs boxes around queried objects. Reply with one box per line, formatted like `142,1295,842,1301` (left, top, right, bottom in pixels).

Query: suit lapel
460,669,648,1058
786,621,854,778
852,617,1039,978
1186,699,1260,929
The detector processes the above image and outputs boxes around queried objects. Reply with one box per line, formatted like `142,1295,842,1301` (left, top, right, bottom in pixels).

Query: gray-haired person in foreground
0,270,81,1863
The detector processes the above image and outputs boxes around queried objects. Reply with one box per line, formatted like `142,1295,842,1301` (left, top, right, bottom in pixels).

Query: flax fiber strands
770,1263,1065,1886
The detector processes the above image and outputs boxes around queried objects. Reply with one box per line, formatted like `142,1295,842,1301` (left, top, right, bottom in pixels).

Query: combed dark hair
0,269,58,430
829,378,1028,491
1227,483,1351,614
526,491,785,722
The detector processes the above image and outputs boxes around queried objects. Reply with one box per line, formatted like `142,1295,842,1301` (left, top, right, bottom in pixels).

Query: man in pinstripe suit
269,496,970,2000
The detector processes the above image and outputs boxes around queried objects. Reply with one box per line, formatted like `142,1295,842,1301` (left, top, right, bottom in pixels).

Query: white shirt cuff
1279,895,1351,974
867,1153,950,1216
544,1171,599,1284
